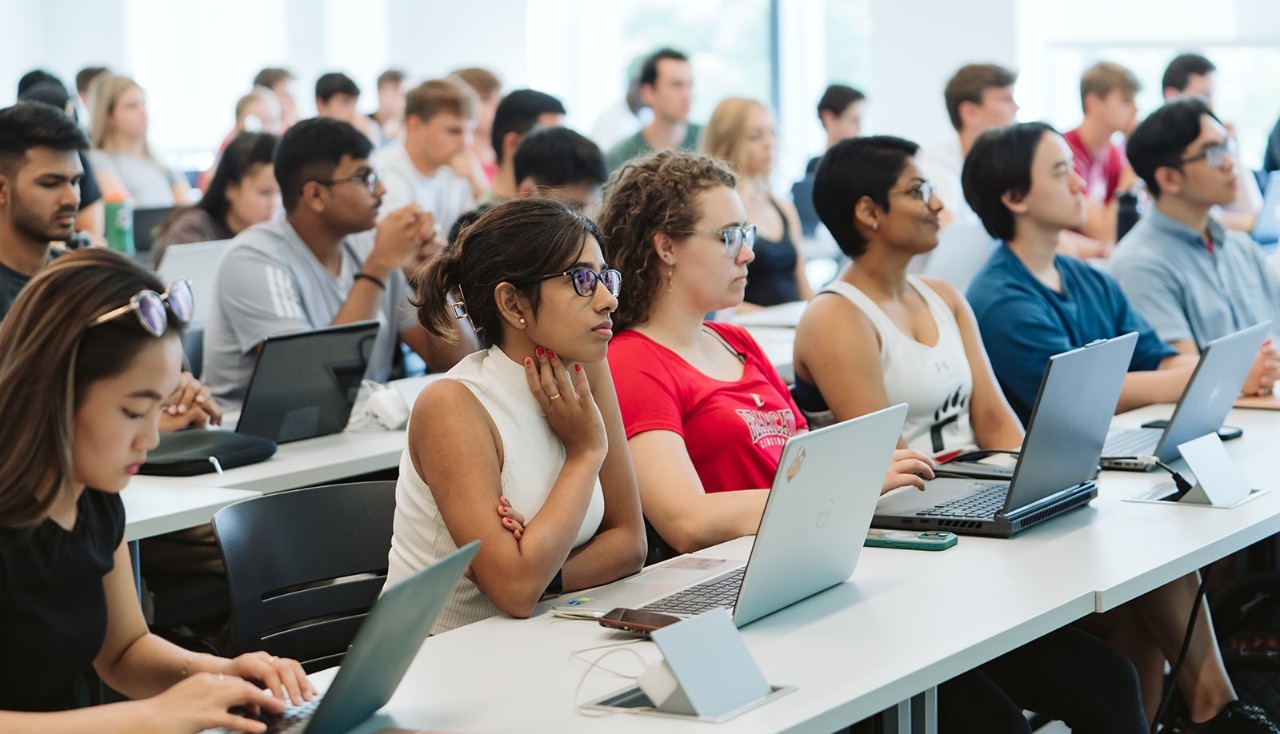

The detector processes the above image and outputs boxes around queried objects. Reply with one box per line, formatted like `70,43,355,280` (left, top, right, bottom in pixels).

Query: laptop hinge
999,482,1097,521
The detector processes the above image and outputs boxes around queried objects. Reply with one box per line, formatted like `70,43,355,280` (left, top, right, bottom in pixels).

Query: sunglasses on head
90,278,193,336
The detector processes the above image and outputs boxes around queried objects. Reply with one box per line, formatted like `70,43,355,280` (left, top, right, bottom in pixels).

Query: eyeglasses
90,279,193,336
517,267,623,298
889,181,935,204
1180,139,1237,169
314,169,382,195
679,225,757,258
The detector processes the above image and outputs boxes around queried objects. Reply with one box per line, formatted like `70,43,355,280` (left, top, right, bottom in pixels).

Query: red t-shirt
608,322,807,494
1064,128,1127,204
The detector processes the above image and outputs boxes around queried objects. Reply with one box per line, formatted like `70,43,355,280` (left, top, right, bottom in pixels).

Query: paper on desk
1235,394,1280,410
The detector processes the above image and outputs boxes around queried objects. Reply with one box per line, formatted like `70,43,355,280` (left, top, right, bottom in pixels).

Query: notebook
1101,322,1268,470
873,333,1137,538
559,403,907,628
236,321,380,443
205,541,478,734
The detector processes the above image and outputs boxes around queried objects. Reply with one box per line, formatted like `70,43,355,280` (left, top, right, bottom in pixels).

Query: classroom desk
121,484,259,541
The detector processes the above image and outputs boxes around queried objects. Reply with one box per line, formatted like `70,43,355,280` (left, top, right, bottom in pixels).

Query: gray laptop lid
1253,171,1280,245
156,239,232,329
1153,322,1269,462
304,540,478,734
236,321,380,443
1003,332,1137,511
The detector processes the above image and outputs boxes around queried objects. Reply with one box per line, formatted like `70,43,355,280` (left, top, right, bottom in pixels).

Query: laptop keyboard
231,695,323,734
641,568,745,615
1103,428,1158,457
916,482,1009,519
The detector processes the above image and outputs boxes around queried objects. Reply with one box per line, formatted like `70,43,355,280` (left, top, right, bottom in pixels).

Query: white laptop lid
156,239,232,329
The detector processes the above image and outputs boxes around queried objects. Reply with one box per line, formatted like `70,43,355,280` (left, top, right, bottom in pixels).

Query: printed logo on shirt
734,407,797,448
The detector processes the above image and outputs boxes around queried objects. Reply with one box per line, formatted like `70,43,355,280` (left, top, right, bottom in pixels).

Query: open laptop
236,321,380,443
1252,171,1280,246
874,333,1137,538
1101,322,1268,470
156,239,232,329
133,205,176,259
560,403,907,628
208,541,478,734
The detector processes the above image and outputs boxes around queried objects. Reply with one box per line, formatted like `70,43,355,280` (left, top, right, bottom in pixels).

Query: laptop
236,321,380,443
1101,322,1268,470
1252,171,1280,246
133,205,176,259
874,333,1137,538
208,541,478,734
156,239,232,329
561,403,907,628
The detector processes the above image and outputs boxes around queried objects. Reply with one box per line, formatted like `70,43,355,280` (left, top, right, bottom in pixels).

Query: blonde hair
702,97,770,180
90,74,156,159
406,78,475,123
1080,61,1141,110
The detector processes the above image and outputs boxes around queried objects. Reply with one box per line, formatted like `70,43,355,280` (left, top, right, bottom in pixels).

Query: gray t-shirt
374,142,474,236
88,150,181,208
201,217,418,411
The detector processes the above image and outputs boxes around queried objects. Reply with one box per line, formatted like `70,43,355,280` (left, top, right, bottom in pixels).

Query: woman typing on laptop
593,151,1149,733
385,198,646,633
0,250,312,733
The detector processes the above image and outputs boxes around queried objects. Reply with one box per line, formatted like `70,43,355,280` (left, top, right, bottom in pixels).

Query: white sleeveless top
821,276,975,454
386,346,606,633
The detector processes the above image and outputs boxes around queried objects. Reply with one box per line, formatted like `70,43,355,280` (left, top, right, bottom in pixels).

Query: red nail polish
536,347,544,357
547,351,556,360
503,517,513,526
498,506,507,515
574,363,582,373
524,357,533,366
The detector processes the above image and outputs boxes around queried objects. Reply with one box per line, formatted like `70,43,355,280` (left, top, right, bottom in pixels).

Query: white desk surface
121,484,259,541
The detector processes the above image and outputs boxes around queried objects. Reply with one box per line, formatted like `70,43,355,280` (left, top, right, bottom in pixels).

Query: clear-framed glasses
680,225,757,258
90,278,193,336
1180,138,1238,169
314,169,382,195
889,180,935,204
518,267,623,298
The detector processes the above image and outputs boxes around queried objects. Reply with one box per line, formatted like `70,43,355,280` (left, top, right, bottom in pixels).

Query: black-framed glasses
90,278,193,336
1180,139,1237,169
889,180,935,204
517,267,622,298
679,225,757,258
314,169,382,195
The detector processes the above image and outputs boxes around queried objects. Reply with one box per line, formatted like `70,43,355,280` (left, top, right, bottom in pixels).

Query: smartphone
864,528,957,551
597,608,682,637
1140,419,1243,441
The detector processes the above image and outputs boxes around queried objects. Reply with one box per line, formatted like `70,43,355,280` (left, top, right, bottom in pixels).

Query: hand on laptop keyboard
883,449,937,493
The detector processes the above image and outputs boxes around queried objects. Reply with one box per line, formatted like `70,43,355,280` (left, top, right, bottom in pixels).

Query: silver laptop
560,403,907,628
874,333,1137,538
1253,171,1280,245
1102,322,1268,470
207,541,478,734
155,239,232,329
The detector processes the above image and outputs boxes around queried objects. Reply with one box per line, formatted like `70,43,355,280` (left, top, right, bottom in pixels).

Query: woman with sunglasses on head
0,249,313,733
385,197,645,633
597,151,934,559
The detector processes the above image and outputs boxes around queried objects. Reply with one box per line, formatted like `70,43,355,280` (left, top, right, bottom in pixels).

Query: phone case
864,529,957,551
597,608,682,636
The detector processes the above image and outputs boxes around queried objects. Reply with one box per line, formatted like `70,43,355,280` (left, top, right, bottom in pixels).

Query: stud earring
519,317,526,325
871,221,879,231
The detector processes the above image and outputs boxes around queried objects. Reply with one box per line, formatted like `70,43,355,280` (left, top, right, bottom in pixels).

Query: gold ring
549,393,561,401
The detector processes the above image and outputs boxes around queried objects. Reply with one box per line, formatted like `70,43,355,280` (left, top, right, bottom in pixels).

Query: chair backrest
213,481,397,673
182,327,203,380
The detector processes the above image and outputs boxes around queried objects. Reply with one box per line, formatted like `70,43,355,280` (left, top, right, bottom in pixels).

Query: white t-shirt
374,142,474,236
916,136,979,228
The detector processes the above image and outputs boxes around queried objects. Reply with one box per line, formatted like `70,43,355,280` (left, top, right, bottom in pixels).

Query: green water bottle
104,190,134,256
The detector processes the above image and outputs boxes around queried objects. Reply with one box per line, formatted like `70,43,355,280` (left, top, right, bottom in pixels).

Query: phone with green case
864,528,957,551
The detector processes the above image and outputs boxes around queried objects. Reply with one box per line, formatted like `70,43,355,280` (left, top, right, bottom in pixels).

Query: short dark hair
193,132,279,225
376,69,406,89
813,136,919,258
1162,53,1216,93
962,122,1057,241
274,117,372,212
315,72,360,104
17,80,72,114
944,63,1018,132
17,70,61,98
513,127,607,189
817,84,866,119
1126,98,1221,199
253,67,293,90
490,89,566,165
74,66,109,95
640,48,689,87
0,102,90,177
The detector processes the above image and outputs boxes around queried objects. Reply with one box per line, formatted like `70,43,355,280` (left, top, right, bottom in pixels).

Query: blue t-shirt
966,244,1176,424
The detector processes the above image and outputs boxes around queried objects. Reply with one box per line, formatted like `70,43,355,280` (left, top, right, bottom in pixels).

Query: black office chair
213,481,397,673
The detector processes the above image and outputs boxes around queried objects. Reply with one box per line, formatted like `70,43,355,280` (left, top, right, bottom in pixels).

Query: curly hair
596,151,736,331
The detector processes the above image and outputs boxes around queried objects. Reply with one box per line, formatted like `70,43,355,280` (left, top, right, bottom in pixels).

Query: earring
871,221,879,231
519,317,526,325
666,264,675,293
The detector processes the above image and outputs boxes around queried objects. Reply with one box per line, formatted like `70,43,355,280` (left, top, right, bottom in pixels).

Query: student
807,84,865,174
152,132,280,266
1113,98,1280,387
0,249,312,731
703,97,812,308
369,69,407,145
590,55,650,152
793,136,1023,455
375,79,476,238
484,89,567,204
202,117,445,409
88,75,191,208
605,48,700,171
963,121,1280,731
74,65,109,126
450,67,502,182
386,197,646,633
253,67,298,131
196,88,282,191
1063,61,1141,245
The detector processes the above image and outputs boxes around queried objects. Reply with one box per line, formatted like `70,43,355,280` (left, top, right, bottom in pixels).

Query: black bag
140,429,277,476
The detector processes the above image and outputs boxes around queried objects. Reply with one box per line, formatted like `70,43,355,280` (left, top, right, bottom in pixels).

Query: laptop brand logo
785,448,806,482
816,497,833,528
1208,382,1222,405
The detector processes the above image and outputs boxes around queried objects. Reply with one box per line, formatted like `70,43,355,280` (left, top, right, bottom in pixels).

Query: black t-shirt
78,151,103,209
0,262,31,323
0,489,125,711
